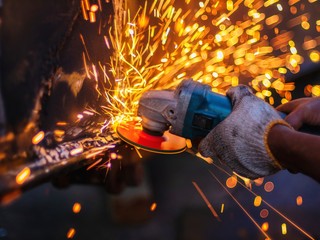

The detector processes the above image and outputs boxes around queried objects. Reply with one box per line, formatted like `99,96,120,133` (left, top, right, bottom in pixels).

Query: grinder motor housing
138,79,232,140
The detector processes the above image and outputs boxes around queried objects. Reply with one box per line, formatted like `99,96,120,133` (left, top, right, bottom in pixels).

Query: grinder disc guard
116,120,186,154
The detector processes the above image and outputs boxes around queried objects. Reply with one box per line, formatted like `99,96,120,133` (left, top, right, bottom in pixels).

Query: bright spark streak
92,0,307,130
79,34,91,61
70,147,84,156
67,228,76,239
86,158,103,170
134,147,143,158
192,181,221,221
209,170,271,239
32,131,44,145
209,162,316,240
16,167,31,185
72,202,82,214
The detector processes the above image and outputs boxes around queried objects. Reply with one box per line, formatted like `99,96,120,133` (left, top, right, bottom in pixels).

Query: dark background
0,153,319,240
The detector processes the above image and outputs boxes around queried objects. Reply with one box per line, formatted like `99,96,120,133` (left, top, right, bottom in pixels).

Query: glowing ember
196,152,213,164
106,162,112,168
264,181,274,192
254,178,264,186
70,147,84,156
185,139,192,148
54,129,65,138
226,175,237,188
220,203,225,213
209,171,271,239
79,0,320,132
90,4,99,12
56,121,68,126
66,228,76,239
281,223,287,235
110,152,117,159
260,209,269,219
150,202,157,212
89,11,96,23
310,51,320,62
32,131,44,145
209,166,315,240
86,158,103,170
16,167,31,185
254,196,262,207
192,181,221,221
83,110,94,116
0,190,21,205
72,203,82,214
134,147,143,158
262,222,269,232
296,196,303,206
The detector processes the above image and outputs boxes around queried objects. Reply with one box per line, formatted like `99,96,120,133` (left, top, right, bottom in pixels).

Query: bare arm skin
267,97,320,182
268,125,320,182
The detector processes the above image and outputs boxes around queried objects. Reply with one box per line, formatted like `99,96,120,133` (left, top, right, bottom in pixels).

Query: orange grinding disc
116,120,186,154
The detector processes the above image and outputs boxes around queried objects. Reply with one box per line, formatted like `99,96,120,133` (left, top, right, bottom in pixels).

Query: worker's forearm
268,125,320,182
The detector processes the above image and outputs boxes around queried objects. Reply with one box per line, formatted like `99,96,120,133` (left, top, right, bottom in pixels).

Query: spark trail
80,0,319,131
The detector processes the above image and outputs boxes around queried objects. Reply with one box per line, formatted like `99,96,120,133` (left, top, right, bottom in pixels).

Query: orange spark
83,0,90,10
90,4,99,12
86,158,103,170
150,202,157,211
16,167,31,185
70,147,84,156
83,110,94,115
210,163,316,240
98,0,102,11
81,0,89,20
192,181,221,221
85,149,105,159
185,139,192,148
209,170,271,239
110,152,117,159
262,222,269,232
254,196,262,207
67,228,76,239
226,175,237,188
134,147,143,158
54,129,65,138
56,121,68,126
296,196,303,206
89,11,96,23
281,223,287,235
32,131,44,145
260,209,269,218
0,190,21,206
79,34,91,61
264,181,274,192
72,203,82,214
220,203,225,213
254,178,264,186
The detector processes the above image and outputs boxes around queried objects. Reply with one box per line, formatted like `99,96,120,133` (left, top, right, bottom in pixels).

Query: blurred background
0,0,320,239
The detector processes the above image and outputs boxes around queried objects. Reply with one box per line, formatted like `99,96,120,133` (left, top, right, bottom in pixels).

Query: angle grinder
116,79,231,153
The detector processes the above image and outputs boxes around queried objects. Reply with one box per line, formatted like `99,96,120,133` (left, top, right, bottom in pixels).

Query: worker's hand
198,85,291,179
276,97,320,130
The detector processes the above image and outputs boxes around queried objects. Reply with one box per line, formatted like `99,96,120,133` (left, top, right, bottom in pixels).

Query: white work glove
198,85,292,179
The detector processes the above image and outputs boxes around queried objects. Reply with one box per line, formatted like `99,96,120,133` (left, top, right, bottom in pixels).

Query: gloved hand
198,85,292,179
